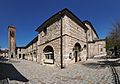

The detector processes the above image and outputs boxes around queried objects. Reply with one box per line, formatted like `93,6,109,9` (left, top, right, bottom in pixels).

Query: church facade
10,8,106,68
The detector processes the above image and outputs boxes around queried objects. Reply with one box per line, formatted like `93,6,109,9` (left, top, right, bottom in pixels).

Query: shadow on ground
0,62,29,82
82,59,120,69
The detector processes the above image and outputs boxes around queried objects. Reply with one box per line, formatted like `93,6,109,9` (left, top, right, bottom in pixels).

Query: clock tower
8,25,16,58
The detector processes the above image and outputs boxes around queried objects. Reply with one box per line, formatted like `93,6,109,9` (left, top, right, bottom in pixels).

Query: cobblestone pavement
8,58,120,84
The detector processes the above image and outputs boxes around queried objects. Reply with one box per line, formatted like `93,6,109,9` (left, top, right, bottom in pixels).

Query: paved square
9,59,116,84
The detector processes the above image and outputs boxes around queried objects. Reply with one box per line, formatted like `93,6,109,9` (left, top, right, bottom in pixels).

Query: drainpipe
60,12,63,69
86,30,89,60
36,42,37,62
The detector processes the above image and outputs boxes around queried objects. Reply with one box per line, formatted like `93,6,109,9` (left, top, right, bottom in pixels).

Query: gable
35,8,88,33
83,20,99,39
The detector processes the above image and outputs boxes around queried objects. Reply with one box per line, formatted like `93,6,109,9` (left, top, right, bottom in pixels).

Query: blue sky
0,0,120,48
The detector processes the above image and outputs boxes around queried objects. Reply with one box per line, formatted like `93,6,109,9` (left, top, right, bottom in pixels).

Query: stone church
8,8,106,68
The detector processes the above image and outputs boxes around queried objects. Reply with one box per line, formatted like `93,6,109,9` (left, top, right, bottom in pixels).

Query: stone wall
37,15,88,67
39,19,61,45
37,18,61,66
84,23,106,58
63,15,86,41
88,40,106,58
17,48,26,59
85,23,98,41
25,41,38,62
37,38,61,66
62,15,87,67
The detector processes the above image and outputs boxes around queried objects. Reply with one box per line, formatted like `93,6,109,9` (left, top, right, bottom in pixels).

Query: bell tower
8,25,16,58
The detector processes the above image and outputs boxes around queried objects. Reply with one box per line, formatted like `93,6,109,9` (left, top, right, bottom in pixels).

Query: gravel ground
8,59,115,84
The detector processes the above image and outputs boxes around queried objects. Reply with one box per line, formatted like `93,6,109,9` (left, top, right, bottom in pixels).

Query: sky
0,0,120,48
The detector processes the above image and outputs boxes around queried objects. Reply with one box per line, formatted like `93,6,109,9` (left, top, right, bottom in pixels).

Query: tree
106,21,120,57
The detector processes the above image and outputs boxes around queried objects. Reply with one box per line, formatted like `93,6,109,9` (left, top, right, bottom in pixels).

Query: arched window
43,45,54,64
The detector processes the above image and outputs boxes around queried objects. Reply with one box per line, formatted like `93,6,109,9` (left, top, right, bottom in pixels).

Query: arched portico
43,45,54,64
73,43,81,62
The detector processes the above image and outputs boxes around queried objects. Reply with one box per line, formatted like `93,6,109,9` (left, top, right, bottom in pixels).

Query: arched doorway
11,54,13,58
43,45,54,64
19,54,21,59
23,54,25,59
73,43,81,62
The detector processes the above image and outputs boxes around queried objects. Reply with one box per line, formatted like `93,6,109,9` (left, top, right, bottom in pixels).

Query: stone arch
19,54,21,58
43,45,54,64
73,42,81,62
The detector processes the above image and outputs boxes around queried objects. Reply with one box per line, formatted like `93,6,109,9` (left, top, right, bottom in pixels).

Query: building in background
0,48,8,57
16,36,38,61
83,21,106,58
